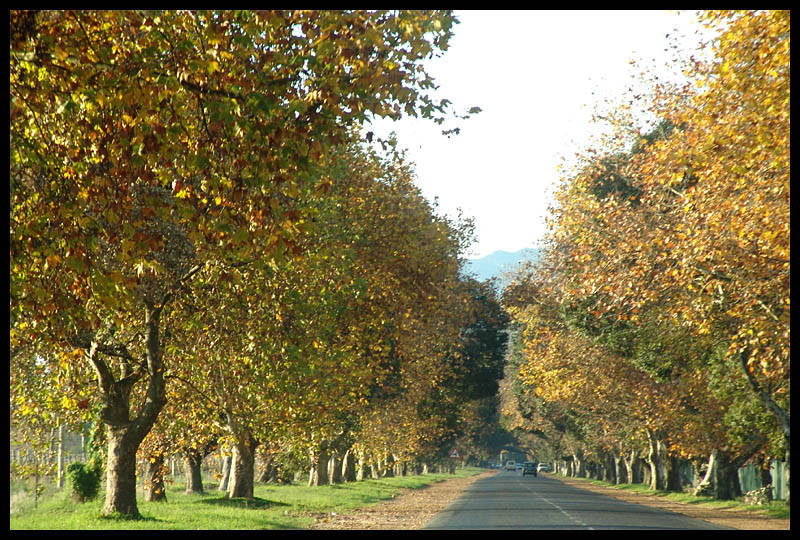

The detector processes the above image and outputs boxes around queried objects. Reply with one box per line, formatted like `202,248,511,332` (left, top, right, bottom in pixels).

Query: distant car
515,463,523,471
504,461,516,471
522,462,538,477
537,463,551,473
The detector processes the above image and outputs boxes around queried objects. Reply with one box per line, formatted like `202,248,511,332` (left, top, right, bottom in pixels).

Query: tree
10,9,471,517
503,10,789,499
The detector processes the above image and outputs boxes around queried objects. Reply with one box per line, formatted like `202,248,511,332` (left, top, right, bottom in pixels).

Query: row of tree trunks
556,441,757,502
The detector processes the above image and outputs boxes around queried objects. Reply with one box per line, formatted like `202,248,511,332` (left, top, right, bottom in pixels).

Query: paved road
424,470,731,530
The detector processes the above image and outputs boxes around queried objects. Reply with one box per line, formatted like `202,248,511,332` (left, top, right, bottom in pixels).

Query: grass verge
558,475,790,519
10,466,485,530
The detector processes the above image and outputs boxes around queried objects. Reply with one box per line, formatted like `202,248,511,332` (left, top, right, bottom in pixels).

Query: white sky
367,10,714,259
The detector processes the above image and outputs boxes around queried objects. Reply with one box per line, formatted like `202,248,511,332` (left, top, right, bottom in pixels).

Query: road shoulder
309,470,496,529
550,474,789,531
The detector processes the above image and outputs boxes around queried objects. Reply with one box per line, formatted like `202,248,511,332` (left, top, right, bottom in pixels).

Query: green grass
561,475,790,519
10,466,485,530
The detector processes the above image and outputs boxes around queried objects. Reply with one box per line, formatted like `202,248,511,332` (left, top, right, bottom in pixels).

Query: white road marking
517,476,594,530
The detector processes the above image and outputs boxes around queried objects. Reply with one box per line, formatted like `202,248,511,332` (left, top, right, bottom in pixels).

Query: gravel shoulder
309,470,496,530
309,469,789,530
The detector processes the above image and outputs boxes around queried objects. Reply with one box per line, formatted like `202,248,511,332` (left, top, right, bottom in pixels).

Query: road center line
517,476,594,530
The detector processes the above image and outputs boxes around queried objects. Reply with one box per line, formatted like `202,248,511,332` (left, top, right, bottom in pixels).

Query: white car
537,463,551,473
504,461,516,471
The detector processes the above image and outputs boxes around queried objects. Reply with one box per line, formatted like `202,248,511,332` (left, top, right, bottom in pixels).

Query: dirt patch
309,470,789,530
552,474,789,531
310,471,496,530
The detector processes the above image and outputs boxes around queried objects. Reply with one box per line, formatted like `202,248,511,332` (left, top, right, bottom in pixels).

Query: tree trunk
144,453,167,502
646,430,662,490
256,454,277,484
665,454,683,492
104,426,146,515
87,303,168,518
342,449,356,482
756,455,773,501
329,453,343,484
308,440,330,487
693,451,717,496
56,424,65,489
625,448,642,484
184,451,204,494
227,431,257,499
356,454,365,481
740,347,790,497
714,450,742,500
614,453,627,484
572,449,585,478
219,454,232,492
603,453,616,483
382,454,394,477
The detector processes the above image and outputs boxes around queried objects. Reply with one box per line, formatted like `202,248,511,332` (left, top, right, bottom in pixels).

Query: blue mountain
463,248,539,285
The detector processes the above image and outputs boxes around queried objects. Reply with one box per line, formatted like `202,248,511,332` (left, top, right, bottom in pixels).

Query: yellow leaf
54,47,69,62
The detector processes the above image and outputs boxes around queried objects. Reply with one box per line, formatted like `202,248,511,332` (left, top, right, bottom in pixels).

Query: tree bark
356,454,365,481
603,453,616,483
382,454,394,477
329,453,343,484
85,303,168,517
308,439,330,487
614,452,627,484
56,424,65,489
572,449,585,478
665,453,683,492
739,349,790,499
342,448,356,482
625,448,642,484
645,429,663,490
256,454,278,484
714,449,742,500
184,451,204,494
227,431,257,499
219,454,232,492
104,426,146,515
144,453,168,502
694,450,717,496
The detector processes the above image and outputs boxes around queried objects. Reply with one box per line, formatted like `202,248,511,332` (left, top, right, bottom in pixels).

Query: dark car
522,461,538,477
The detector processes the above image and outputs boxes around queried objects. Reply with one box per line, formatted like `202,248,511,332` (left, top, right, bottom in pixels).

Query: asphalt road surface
424,469,731,530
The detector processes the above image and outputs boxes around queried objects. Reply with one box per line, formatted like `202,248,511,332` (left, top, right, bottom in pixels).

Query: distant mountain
463,248,539,285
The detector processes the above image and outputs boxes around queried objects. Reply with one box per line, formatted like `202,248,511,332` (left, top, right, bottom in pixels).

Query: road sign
449,448,460,459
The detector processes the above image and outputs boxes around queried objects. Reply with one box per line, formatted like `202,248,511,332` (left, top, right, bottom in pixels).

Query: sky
367,10,715,259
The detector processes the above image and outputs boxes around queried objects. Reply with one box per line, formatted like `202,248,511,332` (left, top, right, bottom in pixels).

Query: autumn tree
505,10,788,499
10,9,473,517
